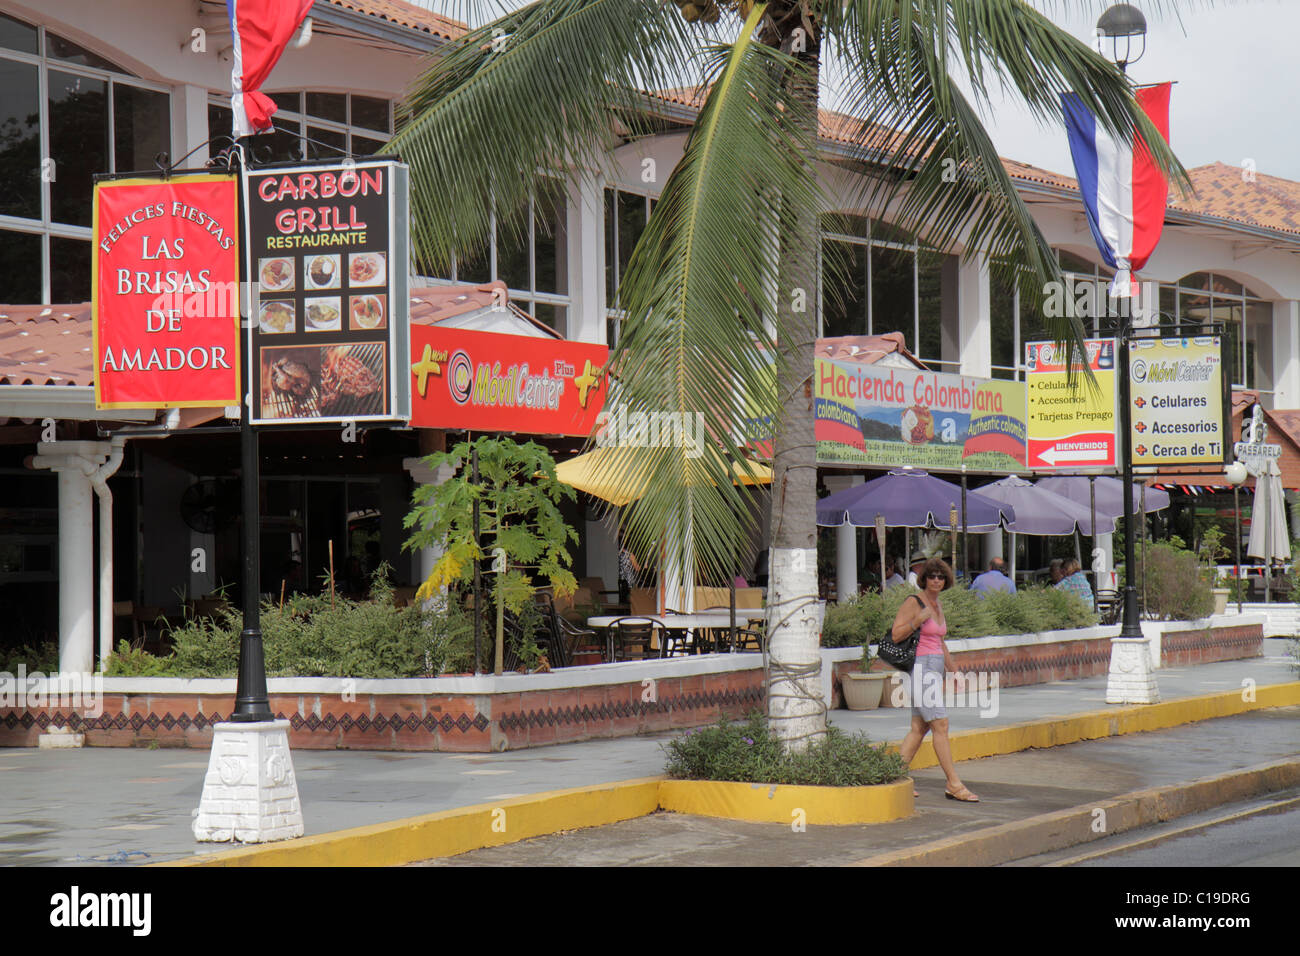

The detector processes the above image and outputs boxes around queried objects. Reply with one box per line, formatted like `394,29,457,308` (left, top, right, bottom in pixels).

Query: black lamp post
1098,3,1150,640
1096,3,1148,74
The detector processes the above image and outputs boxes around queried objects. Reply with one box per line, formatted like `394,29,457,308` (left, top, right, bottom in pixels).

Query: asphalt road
1074,799,1300,867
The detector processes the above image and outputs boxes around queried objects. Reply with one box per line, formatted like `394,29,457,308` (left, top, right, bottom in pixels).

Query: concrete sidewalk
0,640,1295,867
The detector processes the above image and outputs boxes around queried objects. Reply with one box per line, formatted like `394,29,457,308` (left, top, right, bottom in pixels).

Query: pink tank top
917,603,946,656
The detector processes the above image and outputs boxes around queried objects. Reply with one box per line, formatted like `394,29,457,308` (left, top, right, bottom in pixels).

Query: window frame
0,17,171,302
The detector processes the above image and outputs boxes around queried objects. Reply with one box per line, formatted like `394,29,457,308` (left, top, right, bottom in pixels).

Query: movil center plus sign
1128,337,1225,467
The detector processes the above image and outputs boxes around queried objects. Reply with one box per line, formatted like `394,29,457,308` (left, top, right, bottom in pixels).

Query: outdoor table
587,611,763,657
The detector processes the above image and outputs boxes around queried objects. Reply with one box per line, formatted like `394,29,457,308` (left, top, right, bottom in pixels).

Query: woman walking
888,557,980,802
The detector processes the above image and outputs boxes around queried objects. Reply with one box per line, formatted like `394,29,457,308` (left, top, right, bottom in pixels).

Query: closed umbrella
1247,459,1290,603
816,469,1014,532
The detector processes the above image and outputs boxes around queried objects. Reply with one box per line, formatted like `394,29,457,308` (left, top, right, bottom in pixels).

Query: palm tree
391,0,1186,750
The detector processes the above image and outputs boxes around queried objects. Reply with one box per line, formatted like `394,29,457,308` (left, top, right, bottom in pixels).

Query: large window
207,91,392,163
819,214,952,370
604,187,653,346
1161,272,1271,393
422,180,571,334
0,12,169,303
992,249,1135,381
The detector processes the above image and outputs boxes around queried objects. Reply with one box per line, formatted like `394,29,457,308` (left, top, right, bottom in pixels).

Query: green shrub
1143,542,1215,621
0,641,60,673
822,583,1097,649
107,568,476,678
663,713,906,786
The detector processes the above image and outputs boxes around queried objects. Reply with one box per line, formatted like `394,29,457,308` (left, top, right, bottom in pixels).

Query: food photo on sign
243,159,409,425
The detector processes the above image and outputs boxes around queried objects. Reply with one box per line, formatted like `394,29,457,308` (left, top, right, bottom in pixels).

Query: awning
556,446,771,506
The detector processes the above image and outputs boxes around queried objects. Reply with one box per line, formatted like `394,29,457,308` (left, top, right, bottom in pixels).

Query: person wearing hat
905,552,927,588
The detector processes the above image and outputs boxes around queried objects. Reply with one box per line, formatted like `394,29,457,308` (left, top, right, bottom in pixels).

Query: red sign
410,326,607,436
93,175,240,408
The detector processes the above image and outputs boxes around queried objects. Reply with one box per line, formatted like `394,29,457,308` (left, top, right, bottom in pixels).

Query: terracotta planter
878,671,909,708
842,672,889,710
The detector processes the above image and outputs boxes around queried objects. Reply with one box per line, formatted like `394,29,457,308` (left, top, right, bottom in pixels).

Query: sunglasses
925,572,946,580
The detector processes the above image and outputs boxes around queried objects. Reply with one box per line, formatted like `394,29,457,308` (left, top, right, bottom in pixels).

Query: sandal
944,786,980,803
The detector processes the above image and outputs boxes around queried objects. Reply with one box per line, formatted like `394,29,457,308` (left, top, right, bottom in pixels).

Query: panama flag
226,0,314,138
1061,83,1172,298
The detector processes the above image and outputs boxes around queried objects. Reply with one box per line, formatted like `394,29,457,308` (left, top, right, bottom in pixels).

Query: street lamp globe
1224,461,1249,486
1096,3,1148,71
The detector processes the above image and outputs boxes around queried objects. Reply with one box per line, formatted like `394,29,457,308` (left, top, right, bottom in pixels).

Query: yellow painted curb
158,777,663,867
658,777,913,825
156,682,1300,866
903,681,1300,770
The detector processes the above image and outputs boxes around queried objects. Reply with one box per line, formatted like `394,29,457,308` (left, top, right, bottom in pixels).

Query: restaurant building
2,0,1299,667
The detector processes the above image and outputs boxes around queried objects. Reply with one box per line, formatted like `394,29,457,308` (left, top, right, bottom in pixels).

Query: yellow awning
555,447,772,506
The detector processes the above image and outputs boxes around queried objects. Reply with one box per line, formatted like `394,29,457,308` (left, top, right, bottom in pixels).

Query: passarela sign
93,175,240,408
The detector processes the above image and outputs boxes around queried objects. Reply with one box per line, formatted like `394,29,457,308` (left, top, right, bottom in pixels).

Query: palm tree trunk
766,15,826,752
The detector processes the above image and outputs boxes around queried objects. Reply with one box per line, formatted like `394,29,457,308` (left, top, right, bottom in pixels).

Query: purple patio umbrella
816,469,1014,533
977,476,1116,536
1034,476,1170,517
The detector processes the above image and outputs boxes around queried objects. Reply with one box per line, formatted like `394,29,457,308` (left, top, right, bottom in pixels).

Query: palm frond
390,0,697,273
596,4,821,584
824,0,1189,361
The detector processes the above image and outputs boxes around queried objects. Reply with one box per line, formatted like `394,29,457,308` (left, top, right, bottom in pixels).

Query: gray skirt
910,653,948,722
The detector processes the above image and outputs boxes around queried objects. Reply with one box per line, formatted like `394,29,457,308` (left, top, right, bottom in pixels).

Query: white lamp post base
1105,636,1161,704
193,720,304,843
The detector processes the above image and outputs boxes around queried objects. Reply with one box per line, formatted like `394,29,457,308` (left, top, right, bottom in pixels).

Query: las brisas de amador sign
92,174,240,408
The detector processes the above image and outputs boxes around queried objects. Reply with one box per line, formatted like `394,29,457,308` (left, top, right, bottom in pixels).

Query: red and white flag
226,0,314,138
1061,83,1172,298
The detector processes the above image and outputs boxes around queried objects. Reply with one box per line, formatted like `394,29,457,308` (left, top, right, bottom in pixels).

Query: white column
31,441,110,675
402,457,456,591
981,530,1003,564
172,84,211,169
565,167,606,344
823,475,863,602
946,253,991,377
1271,300,1300,408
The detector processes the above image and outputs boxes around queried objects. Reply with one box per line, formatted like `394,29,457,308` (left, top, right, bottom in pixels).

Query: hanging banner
1129,336,1226,467
409,326,608,435
814,359,1028,472
1025,338,1118,470
92,174,240,408
245,160,410,425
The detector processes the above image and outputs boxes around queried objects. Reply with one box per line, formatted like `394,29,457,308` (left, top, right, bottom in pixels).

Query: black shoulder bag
877,595,923,673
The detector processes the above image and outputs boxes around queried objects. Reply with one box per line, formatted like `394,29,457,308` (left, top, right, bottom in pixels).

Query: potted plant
1197,525,1231,615
842,644,891,710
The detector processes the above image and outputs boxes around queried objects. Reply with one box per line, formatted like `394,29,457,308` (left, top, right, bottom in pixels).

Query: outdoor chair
1094,588,1121,625
608,616,659,662
731,627,765,653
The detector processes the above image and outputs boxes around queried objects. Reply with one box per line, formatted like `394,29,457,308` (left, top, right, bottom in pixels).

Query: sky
409,0,1300,181
978,1,1300,181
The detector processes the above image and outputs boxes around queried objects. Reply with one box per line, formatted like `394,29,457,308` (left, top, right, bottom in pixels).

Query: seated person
1055,558,1094,610
882,556,905,590
970,557,1016,597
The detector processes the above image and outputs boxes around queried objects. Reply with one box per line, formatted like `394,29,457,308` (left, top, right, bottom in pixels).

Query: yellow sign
1129,337,1225,466
1025,339,1117,470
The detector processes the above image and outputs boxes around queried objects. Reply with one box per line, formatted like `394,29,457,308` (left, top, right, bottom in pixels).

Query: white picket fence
1221,602,1300,638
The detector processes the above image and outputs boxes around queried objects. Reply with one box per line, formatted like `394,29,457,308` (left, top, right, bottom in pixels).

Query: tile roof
321,0,466,40
646,90,1300,242
0,304,94,386
0,285,555,388
816,333,927,368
